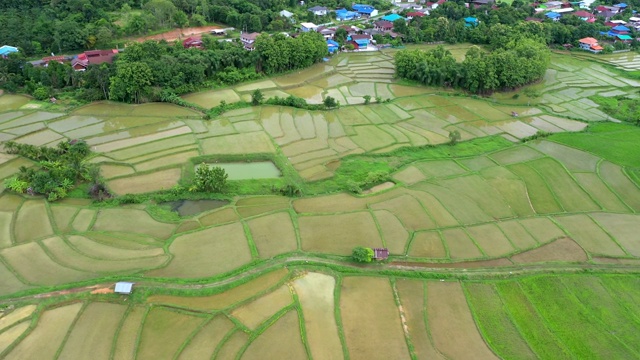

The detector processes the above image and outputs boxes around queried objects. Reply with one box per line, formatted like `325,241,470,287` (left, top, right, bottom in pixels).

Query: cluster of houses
26,49,119,70
535,1,629,22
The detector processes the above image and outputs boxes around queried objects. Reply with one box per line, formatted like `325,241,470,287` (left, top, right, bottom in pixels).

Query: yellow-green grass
58,302,127,360
50,206,77,233
414,183,492,225
497,220,538,250
0,95,30,110
200,132,275,155
601,277,640,320
70,209,95,232
406,189,460,228
467,223,515,258
4,303,83,360
1,242,93,285
598,161,640,211
67,235,165,260
107,167,182,195
136,307,205,360
299,212,383,255
214,329,248,359
231,285,292,329
198,208,239,227
426,281,498,359
393,166,426,185
0,212,12,248
248,212,298,259
341,277,410,360
373,210,409,254
490,146,544,166
590,213,640,256
371,195,435,231
520,276,637,359
554,215,626,257
14,200,53,243
529,141,599,172
293,273,342,360
572,173,631,212
464,283,537,360
528,158,599,212
414,159,467,178
112,306,146,360
92,208,176,240
147,269,288,310
437,175,514,219
395,279,443,359
518,217,566,244
0,322,29,355
349,125,396,151
441,228,483,259
0,305,36,332
495,281,571,359
236,202,291,218
84,232,163,250
176,316,235,360
181,89,241,108
0,194,23,212
480,166,536,217
241,309,308,360
408,231,447,258
562,276,640,354
42,237,168,273
0,262,31,296
507,163,564,214
150,222,251,278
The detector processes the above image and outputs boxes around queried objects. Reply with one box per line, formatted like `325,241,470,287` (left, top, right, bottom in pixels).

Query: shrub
192,163,228,192
32,86,49,101
352,246,374,262
251,89,264,105
448,130,461,145
363,95,371,105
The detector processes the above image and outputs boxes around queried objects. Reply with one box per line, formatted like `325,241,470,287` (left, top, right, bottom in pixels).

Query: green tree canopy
352,246,374,263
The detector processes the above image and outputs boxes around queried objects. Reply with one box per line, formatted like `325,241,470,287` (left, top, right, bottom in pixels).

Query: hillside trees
254,32,327,75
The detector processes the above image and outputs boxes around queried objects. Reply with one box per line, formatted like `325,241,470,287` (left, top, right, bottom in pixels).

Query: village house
349,34,372,48
240,32,261,50
114,282,134,295
210,29,226,36
308,6,328,16
327,39,340,53
182,36,203,49
279,9,295,22
578,37,604,53
339,25,359,36
300,22,319,32
573,10,596,22
336,8,360,21
545,11,562,21
382,13,405,22
464,16,479,27
406,11,427,20
374,20,394,32
72,49,118,71
353,4,379,17
317,26,336,39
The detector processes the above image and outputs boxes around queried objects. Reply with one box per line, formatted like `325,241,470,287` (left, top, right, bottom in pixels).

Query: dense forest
395,39,550,93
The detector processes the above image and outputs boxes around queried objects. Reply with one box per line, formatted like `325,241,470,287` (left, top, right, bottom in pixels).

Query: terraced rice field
1,47,640,359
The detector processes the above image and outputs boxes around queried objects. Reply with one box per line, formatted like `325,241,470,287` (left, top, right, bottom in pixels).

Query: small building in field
578,37,604,53
114,282,134,295
372,248,389,260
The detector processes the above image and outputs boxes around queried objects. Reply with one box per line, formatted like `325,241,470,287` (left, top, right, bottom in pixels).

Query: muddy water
162,199,229,217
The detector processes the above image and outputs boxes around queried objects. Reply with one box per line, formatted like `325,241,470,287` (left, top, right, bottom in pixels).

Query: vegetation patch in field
341,277,410,360
299,212,383,255
150,222,251,278
136,307,205,360
427,281,498,359
231,285,292,329
4,303,82,360
248,212,298,259
58,302,127,360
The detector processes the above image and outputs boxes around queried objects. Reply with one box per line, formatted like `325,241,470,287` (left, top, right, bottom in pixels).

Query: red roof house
579,37,604,53
183,36,203,49
72,49,118,71
374,20,394,31
372,248,389,260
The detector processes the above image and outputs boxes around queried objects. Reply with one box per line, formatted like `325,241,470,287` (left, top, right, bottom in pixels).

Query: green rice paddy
0,46,639,359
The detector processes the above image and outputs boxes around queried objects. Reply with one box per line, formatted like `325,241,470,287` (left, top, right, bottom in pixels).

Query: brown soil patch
133,26,221,43
511,237,587,263
91,288,114,294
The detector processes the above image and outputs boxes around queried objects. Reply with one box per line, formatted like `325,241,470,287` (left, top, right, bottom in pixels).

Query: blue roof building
0,45,19,57
617,3,628,8
327,39,340,53
336,8,360,21
464,17,479,27
352,4,378,17
382,13,405,22
545,12,562,20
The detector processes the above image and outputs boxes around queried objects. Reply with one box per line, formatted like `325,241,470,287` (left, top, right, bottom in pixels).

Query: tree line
395,38,550,94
